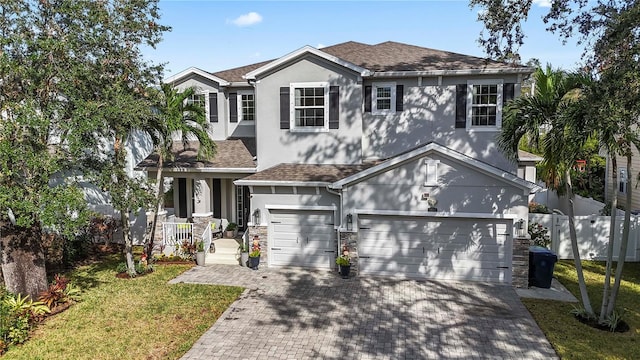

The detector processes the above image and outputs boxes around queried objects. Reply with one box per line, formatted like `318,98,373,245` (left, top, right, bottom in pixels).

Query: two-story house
137,41,539,286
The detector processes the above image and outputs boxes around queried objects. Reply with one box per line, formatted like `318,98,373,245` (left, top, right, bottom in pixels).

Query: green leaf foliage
0,0,168,234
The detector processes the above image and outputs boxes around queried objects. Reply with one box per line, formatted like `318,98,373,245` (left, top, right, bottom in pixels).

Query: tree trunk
600,155,617,322
0,221,48,300
565,169,594,316
121,210,135,274
145,150,164,259
606,154,632,316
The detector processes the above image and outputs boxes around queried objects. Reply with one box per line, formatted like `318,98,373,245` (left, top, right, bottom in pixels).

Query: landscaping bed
523,260,640,360
2,254,243,359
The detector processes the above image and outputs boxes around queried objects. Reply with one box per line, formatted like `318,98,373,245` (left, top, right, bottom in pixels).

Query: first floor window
290,82,328,130
467,80,503,129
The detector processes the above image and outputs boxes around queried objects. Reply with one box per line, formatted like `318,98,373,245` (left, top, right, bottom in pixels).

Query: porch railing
202,222,212,260
163,222,193,255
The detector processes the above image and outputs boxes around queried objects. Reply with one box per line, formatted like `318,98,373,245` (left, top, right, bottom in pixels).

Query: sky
143,0,586,79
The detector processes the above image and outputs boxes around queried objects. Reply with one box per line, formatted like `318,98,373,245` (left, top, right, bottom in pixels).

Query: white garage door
270,210,336,269
358,215,512,283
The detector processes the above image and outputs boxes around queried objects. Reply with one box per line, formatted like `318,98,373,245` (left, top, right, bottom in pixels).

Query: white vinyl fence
530,214,640,262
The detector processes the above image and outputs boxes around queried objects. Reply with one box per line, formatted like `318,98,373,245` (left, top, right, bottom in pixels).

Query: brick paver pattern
171,265,558,360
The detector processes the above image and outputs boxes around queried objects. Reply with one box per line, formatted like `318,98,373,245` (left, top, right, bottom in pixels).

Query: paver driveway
171,265,557,360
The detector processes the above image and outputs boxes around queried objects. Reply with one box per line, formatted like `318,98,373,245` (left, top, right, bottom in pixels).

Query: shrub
0,289,52,349
336,255,350,266
38,274,78,309
529,202,551,214
529,222,551,248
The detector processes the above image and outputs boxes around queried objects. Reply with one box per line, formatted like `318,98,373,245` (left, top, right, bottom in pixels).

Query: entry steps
205,238,241,266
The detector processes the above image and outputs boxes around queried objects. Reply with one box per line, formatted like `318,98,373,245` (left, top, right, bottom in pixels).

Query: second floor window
372,82,396,115
240,92,255,121
186,93,205,109
467,79,503,130
290,82,328,131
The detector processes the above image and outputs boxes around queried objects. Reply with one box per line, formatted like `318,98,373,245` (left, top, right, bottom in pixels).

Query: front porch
135,138,257,257
157,217,247,265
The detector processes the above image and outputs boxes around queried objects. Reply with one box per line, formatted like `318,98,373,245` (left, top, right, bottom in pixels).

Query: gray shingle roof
137,138,256,169
239,163,378,183
210,41,527,82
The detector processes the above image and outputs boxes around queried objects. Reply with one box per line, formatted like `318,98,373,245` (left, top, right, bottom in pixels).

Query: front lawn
523,260,640,360
3,256,243,360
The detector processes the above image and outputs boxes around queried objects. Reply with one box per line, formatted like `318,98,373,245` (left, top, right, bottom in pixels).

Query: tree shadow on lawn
253,272,555,359
65,255,121,290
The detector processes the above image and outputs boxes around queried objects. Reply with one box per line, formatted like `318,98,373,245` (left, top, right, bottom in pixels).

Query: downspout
326,185,343,263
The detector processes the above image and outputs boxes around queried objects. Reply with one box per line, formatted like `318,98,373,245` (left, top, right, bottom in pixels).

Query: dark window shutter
503,83,515,103
395,85,404,112
212,179,221,218
280,87,290,129
455,84,467,129
364,85,372,113
177,178,187,218
208,93,218,122
229,93,238,123
329,86,339,129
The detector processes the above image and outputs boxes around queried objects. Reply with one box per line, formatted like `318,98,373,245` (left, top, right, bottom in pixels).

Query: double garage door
358,215,512,283
269,210,336,269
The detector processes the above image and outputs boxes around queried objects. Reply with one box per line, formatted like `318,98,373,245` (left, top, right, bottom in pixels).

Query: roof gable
330,143,540,195
164,67,230,86
243,45,372,80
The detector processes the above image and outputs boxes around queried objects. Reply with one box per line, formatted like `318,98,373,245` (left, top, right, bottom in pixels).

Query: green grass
523,260,640,360
4,255,243,360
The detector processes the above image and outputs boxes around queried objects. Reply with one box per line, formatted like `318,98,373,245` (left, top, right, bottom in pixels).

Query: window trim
289,81,329,132
237,90,255,123
186,91,208,121
424,159,440,186
466,79,503,131
372,82,396,115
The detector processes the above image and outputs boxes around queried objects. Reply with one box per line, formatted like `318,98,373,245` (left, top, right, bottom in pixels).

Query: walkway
171,265,558,360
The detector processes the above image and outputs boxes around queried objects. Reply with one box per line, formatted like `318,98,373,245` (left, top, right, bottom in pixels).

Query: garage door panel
270,253,331,267
270,210,335,269
273,223,333,233
272,213,333,225
438,250,507,262
360,259,423,274
358,215,512,283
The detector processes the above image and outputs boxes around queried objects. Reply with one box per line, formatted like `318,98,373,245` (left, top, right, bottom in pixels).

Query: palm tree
498,65,595,316
145,84,216,258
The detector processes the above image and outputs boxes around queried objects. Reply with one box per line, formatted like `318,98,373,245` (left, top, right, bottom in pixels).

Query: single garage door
269,210,336,269
358,215,512,283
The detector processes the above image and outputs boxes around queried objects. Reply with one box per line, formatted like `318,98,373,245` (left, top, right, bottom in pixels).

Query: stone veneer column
512,236,531,288
150,211,167,255
339,231,359,277
191,214,214,243
247,226,268,264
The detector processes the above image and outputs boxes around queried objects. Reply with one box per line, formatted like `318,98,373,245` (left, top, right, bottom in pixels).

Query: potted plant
336,255,351,278
248,236,261,270
195,240,206,266
225,222,237,238
238,241,249,267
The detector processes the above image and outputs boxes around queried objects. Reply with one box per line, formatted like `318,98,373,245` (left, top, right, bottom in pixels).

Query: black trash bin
528,246,558,288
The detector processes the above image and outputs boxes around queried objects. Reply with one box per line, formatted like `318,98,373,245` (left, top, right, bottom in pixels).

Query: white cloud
317,43,326,49
533,0,552,7
229,12,263,27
